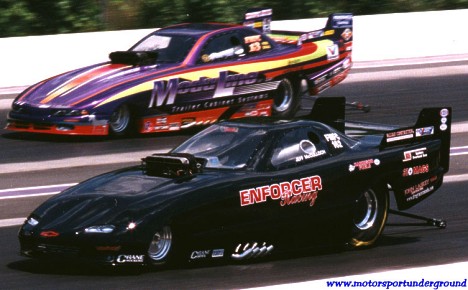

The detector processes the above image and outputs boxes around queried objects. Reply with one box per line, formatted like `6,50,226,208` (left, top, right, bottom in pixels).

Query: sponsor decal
341,28,352,41
404,176,437,201
331,14,353,28
168,93,269,114
244,35,263,52
349,158,380,172
403,147,427,162
239,175,322,207
245,8,272,20
403,164,429,177
156,117,167,124
149,71,262,108
324,133,343,149
300,31,323,42
190,249,224,260
116,254,144,263
295,150,327,162
326,44,339,61
415,126,434,137
386,129,414,143
440,108,449,118
212,249,225,258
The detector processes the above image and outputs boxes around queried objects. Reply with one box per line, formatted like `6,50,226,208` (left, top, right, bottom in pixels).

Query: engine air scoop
142,153,202,178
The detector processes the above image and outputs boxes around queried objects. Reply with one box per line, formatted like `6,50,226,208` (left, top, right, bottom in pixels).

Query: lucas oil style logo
148,71,263,108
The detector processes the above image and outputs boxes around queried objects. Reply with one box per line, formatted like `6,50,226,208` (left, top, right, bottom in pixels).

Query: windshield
131,33,197,63
172,124,267,169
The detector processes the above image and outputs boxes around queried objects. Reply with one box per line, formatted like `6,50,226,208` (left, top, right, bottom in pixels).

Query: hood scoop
109,51,158,66
142,153,203,178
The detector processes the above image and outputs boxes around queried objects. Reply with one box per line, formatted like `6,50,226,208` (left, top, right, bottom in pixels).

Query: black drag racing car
18,97,451,267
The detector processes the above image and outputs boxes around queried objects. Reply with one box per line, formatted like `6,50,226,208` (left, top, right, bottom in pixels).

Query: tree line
1,0,467,37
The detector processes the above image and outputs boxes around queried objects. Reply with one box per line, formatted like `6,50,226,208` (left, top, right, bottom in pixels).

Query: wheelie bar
388,209,447,229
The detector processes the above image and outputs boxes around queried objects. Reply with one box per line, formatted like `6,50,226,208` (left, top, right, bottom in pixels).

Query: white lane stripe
0,183,77,193
0,149,167,174
0,218,25,227
445,174,468,183
0,191,62,200
246,261,468,289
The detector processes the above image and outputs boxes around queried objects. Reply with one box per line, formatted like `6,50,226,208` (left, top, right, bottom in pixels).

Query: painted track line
0,149,167,174
0,218,26,228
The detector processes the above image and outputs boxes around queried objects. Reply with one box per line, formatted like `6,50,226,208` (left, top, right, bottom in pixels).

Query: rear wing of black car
380,107,452,173
382,107,452,210
307,97,452,210
307,97,451,174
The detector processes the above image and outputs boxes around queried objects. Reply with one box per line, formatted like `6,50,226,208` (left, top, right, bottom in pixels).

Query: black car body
18,97,452,266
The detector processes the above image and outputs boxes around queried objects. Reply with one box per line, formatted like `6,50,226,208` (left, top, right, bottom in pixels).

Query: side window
270,128,329,170
199,32,244,63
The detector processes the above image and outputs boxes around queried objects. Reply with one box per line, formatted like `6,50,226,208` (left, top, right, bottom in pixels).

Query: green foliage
1,0,468,37
0,0,102,37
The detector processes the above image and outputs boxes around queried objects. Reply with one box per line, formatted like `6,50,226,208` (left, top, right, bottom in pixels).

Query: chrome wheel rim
354,189,378,230
147,226,172,261
109,105,130,133
273,79,293,113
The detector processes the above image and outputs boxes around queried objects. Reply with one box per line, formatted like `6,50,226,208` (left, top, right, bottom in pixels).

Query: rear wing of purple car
242,8,352,46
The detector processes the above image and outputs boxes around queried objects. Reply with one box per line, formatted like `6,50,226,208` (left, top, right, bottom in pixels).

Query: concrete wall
1,9,467,87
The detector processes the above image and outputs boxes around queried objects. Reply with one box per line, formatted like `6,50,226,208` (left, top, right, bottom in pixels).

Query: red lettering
280,182,291,198
301,177,312,192
291,180,302,195
310,176,322,191
250,188,262,204
260,186,270,201
270,184,281,200
240,190,250,206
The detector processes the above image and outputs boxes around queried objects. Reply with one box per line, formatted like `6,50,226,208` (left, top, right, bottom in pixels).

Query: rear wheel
349,184,389,248
147,226,173,265
271,78,301,118
109,104,132,136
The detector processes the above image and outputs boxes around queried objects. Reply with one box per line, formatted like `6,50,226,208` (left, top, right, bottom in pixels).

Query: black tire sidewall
271,78,300,119
109,104,136,137
349,184,389,248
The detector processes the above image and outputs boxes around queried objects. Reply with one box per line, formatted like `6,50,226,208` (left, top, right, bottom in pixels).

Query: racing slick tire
109,104,134,136
349,184,389,248
271,78,301,119
147,226,174,266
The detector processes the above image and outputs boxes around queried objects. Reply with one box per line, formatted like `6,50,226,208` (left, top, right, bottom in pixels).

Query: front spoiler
5,119,109,136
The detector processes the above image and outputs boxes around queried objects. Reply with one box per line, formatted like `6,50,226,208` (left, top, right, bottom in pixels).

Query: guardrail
1,9,467,88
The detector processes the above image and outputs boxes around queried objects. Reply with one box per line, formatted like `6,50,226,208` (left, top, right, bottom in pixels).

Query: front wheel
271,78,301,119
109,104,132,136
147,226,173,265
349,184,389,248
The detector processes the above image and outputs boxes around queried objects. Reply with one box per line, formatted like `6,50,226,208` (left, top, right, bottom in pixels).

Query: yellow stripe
96,40,331,107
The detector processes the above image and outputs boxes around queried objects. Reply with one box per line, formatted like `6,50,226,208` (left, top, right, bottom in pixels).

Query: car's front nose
6,102,110,135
